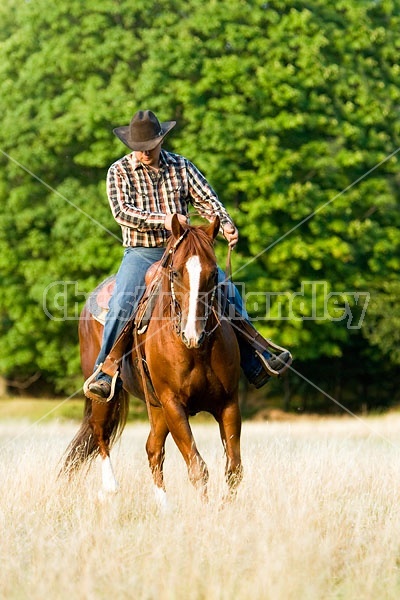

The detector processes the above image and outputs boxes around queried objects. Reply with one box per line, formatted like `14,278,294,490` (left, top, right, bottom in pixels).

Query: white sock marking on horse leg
153,486,168,512
184,255,201,344
101,455,118,494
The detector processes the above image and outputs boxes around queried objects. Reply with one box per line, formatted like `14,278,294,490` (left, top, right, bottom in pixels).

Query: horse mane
166,223,216,262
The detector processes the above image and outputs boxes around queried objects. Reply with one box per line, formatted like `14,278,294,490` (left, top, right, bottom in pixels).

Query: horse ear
171,213,185,239
205,216,220,240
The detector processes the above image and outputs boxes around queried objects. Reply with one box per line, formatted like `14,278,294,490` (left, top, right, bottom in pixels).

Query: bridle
164,228,230,342
169,264,217,337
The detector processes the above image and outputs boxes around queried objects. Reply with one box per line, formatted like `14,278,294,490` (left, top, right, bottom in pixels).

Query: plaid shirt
107,149,234,247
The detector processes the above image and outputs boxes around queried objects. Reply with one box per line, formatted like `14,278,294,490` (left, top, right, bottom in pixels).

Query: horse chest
150,353,222,402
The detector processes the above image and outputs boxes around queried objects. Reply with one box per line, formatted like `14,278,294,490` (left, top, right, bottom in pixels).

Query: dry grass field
1,412,400,599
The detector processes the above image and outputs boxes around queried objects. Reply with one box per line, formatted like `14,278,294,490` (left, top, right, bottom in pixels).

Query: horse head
169,214,220,349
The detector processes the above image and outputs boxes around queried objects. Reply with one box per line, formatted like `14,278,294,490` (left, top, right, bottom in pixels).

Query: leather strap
229,314,271,353
101,320,133,377
133,326,156,434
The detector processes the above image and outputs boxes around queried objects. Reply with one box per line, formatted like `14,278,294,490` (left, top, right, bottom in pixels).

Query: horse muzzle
181,330,206,349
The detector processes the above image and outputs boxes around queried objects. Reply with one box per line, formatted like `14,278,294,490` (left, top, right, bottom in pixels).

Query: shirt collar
131,149,177,171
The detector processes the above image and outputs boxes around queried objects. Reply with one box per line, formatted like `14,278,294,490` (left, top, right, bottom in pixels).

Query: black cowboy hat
113,109,176,151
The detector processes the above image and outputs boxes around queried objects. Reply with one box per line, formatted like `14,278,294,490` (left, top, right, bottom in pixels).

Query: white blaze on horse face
182,255,202,347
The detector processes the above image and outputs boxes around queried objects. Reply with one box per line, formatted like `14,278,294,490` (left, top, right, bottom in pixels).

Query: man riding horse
86,109,292,403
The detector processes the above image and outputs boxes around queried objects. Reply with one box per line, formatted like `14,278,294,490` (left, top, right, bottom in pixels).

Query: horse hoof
98,488,118,503
153,486,168,512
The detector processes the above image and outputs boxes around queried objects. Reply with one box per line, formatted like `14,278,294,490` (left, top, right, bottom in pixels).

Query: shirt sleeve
107,164,166,231
185,159,235,228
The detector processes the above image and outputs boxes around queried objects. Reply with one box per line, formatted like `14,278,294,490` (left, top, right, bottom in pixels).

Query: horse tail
60,388,130,476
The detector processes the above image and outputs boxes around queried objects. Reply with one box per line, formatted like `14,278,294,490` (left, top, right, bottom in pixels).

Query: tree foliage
0,0,399,404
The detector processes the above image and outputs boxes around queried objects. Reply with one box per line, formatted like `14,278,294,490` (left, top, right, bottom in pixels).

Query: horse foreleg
145,405,170,510
162,398,209,499
217,402,243,499
89,400,118,497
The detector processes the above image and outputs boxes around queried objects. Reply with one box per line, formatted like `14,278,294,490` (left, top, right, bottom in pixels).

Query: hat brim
113,120,176,151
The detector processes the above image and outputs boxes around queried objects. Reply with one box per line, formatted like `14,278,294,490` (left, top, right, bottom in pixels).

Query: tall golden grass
1,414,400,599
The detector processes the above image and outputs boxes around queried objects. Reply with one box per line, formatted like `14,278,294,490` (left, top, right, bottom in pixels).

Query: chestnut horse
62,215,242,504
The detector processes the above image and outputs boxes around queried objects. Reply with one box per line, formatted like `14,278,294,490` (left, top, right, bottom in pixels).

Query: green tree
127,0,400,394
0,0,399,403
0,0,152,391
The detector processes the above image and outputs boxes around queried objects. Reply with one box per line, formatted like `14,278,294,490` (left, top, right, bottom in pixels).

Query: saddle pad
86,263,163,327
86,275,116,325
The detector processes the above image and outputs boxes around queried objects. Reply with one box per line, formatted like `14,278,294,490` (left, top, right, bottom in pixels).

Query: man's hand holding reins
164,213,188,230
165,214,238,249
223,223,239,248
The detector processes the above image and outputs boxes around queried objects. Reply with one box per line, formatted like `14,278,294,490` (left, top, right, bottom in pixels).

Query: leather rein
134,231,232,433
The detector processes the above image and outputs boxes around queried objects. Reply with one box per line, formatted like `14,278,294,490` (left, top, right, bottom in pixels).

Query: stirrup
255,350,292,377
262,338,291,355
83,363,119,403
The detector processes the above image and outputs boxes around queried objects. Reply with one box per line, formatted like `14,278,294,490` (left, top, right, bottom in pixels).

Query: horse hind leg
61,388,128,501
145,405,170,510
60,401,117,497
87,400,118,497
90,391,130,498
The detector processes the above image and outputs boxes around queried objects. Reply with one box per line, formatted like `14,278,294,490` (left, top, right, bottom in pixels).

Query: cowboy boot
229,311,292,388
85,323,133,402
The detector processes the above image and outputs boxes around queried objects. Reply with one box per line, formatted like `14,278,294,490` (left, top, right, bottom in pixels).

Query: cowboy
86,110,291,402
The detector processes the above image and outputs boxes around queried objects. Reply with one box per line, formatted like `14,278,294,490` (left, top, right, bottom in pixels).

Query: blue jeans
95,247,165,370
95,247,267,382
